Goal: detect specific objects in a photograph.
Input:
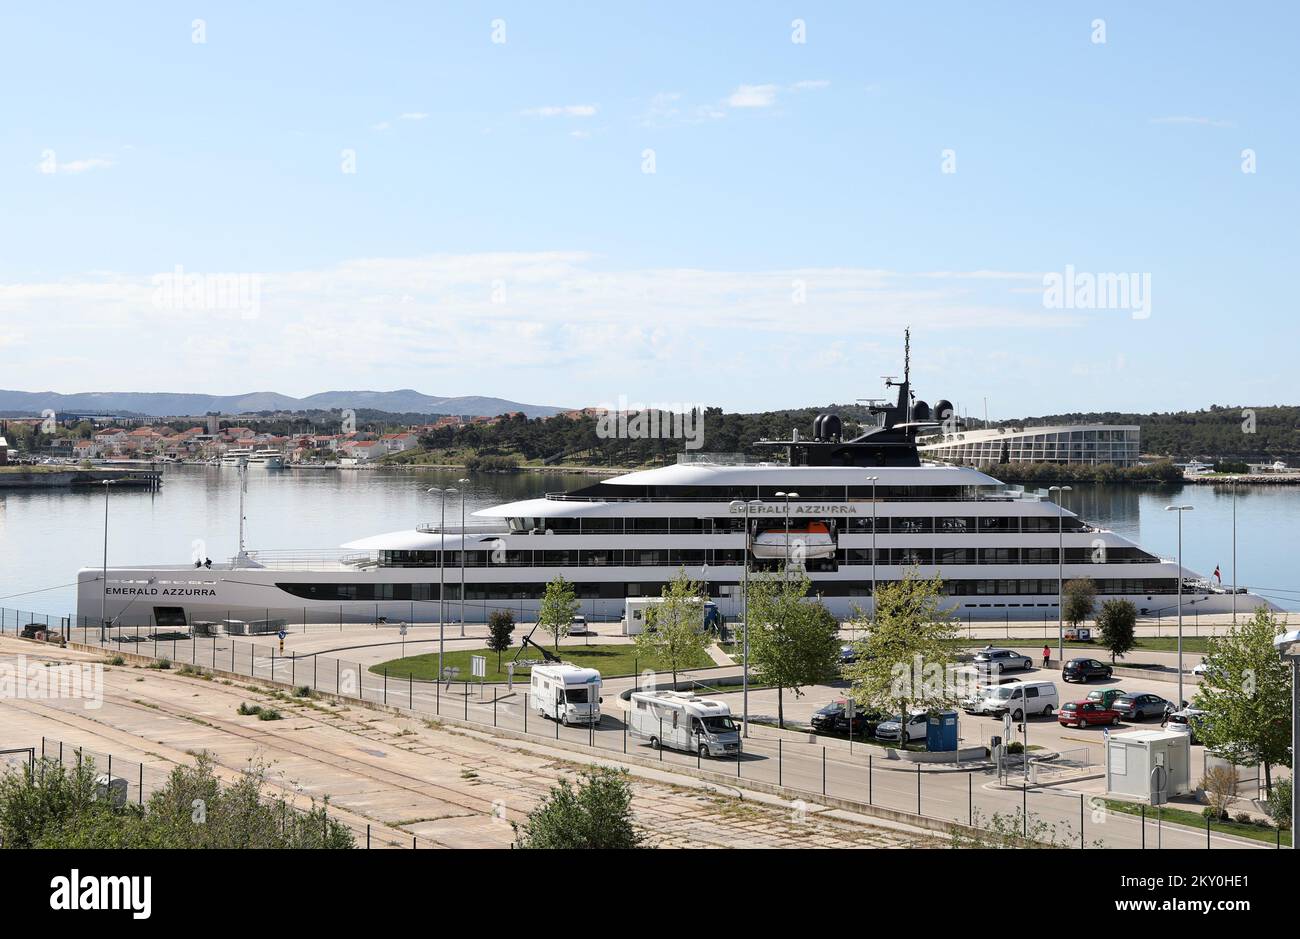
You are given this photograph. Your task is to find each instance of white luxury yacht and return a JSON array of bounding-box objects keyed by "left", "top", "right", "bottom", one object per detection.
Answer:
[{"left": 77, "top": 340, "right": 1274, "bottom": 628}]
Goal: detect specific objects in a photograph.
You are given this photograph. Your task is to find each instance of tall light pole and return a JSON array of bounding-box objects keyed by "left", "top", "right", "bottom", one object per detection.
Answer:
[
  {"left": 1230, "top": 477, "right": 1238, "bottom": 626},
  {"left": 428, "top": 486, "right": 457, "bottom": 683},
  {"left": 1273, "top": 627, "right": 1299, "bottom": 849},
  {"left": 458, "top": 478, "right": 469, "bottom": 637},
  {"left": 100, "top": 479, "right": 115, "bottom": 643},
  {"left": 865, "top": 476, "right": 879, "bottom": 619},
  {"left": 1166, "top": 504, "right": 1194, "bottom": 705},
  {"left": 729, "top": 497, "right": 764, "bottom": 737},
  {"left": 1049, "top": 485, "right": 1072, "bottom": 662},
  {"left": 776, "top": 491, "right": 798, "bottom": 579}
]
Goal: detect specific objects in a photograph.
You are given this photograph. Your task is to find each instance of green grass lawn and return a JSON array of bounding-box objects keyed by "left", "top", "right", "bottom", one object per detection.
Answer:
[
  {"left": 370, "top": 643, "right": 717, "bottom": 683},
  {"left": 1101, "top": 799, "right": 1291, "bottom": 846}
]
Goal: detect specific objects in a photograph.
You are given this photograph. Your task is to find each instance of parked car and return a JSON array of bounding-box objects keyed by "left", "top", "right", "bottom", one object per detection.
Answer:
[
  {"left": 1192, "top": 661, "right": 1222, "bottom": 679},
  {"left": 874, "top": 711, "right": 929, "bottom": 743},
  {"left": 1164, "top": 706, "right": 1209, "bottom": 744},
  {"left": 811, "top": 699, "right": 884, "bottom": 736},
  {"left": 972, "top": 648, "right": 1033, "bottom": 673},
  {"left": 839, "top": 644, "right": 858, "bottom": 665},
  {"left": 569, "top": 615, "right": 592, "bottom": 635},
  {"left": 1086, "top": 688, "right": 1128, "bottom": 709},
  {"left": 1112, "top": 692, "right": 1171, "bottom": 720},
  {"left": 1058, "top": 700, "right": 1121, "bottom": 728},
  {"left": 961, "top": 680, "right": 1059, "bottom": 720},
  {"left": 1062, "top": 658, "right": 1113, "bottom": 682}
]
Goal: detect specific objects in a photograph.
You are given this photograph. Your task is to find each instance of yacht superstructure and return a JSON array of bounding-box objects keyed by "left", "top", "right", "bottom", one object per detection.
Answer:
[{"left": 77, "top": 339, "right": 1273, "bottom": 628}]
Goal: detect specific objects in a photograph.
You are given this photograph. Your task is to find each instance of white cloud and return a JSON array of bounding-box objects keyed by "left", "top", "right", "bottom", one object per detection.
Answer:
[
  {"left": 40, "top": 157, "right": 113, "bottom": 174},
  {"left": 727, "top": 84, "right": 778, "bottom": 108},
  {"left": 0, "top": 257, "right": 1088, "bottom": 401},
  {"left": 371, "top": 121, "right": 391, "bottom": 131},
  {"left": 522, "top": 104, "right": 598, "bottom": 118},
  {"left": 791, "top": 79, "right": 831, "bottom": 91},
  {"left": 1150, "top": 116, "right": 1233, "bottom": 128}
]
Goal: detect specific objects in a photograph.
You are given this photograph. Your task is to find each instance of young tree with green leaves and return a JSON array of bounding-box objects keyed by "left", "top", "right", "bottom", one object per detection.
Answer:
[
  {"left": 633, "top": 568, "right": 710, "bottom": 685},
  {"left": 745, "top": 569, "right": 842, "bottom": 728},
  {"left": 843, "top": 570, "right": 959, "bottom": 741},
  {"left": 537, "top": 575, "right": 579, "bottom": 651},
  {"left": 513, "top": 766, "right": 644, "bottom": 849},
  {"left": 1096, "top": 599, "right": 1137, "bottom": 663},
  {"left": 1062, "top": 578, "right": 1097, "bottom": 629},
  {"left": 486, "top": 608, "right": 516, "bottom": 670},
  {"left": 1195, "top": 607, "right": 1293, "bottom": 795}
]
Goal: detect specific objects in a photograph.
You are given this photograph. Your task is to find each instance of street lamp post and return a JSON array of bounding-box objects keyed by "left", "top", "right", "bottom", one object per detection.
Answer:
[
  {"left": 1166, "top": 505, "right": 1194, "bottom": 705},
  {"left": 428, "top": 486, "right": 458, "bottom": 684},
  {"left": 458, "top": 478, "right": 469, "bottom": 636},
  {"left": 100, "top": 479, "right": 115, "bottom": 643},
  {"left": 1230, "top": 477, "right": 1238, "bottom": 626},
  {"left": 775, "top": 491, "right": 799, "bottom": 578},
  {"left": 1049, "top": 485, "right": 1072, "bottom": 662},
  {"left": 729, "top": 497, "right": 764, "bottom": 737},
  {"left": 865, "top": 476, "right": 879, "bottom": 619}
]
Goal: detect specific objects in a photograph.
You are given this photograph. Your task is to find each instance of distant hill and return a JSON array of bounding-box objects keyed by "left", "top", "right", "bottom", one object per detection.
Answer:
[{"left": 0, "top": 389, "right": 567, "bottom": 419}]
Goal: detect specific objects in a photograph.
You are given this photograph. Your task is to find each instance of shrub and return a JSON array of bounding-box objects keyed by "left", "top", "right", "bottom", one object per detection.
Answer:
[
  {"left": 147, "top": 658, "right": 171, "bottom": 671},
  {"left": 292, "top": 685, "right": 313, "bottom": 698},
  {"left": 1199, "top": 765, "right": 1237, "bottom": 819},
  {"left": 1266, "top": 779, "right": 1292, "bottom": 829},
  {"left": 237, "top": 702, "right": 262, "bottom": 716},
  {"left": 257, "top": 708, "right": 283, "bottom": 721},
  {"left": 513, "top": 767, "right": 644, "bottom": 849}
]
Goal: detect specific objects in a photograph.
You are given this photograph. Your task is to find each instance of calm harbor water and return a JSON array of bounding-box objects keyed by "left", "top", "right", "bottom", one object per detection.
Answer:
[{"left": 1, "top": 466, "right": 1297, "bottom": 618}]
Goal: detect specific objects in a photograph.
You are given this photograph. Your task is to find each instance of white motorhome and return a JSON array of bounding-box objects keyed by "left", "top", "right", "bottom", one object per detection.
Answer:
[
  {"left": 628, "top": 690, "right": 741, "bottom": 758},
  {"left": 530, "top": 664, "right": 602, "bottom": 726}
]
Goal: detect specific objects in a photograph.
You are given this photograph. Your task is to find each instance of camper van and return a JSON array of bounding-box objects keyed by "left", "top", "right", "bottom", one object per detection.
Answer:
[
  {"left": 628, "top": 690, "right": 742, "bottom": 758},
  {"left": 961, "top": 680, "right": 1059, "bottom": 720},
  {"left": 530, "top": 664, "right": 602, "bottom": 726}
]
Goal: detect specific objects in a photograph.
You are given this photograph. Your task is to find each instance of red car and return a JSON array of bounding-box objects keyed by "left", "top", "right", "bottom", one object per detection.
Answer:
[{"left": 1058, "top": 700, "right": 1120, "bottom": 728}]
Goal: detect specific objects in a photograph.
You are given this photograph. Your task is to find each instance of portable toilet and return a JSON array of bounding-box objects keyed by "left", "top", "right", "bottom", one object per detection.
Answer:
[
  {"left": 1105, "top": 729, "right": 1192, "bottom": 803},
  {"left": 926, "top": 709, "right": 959, "bottom": 752}
]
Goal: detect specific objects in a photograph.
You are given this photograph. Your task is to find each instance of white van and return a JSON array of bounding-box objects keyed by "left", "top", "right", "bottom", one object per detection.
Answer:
[
  {"left": 628, "top": 690, "right": 742, "bottom": 758},
  {"left": 961, "top": 680, "right": 1058, "bottom": 720},
  {"left": 530, "top": 664, "right": 602, "bottom": 726}
]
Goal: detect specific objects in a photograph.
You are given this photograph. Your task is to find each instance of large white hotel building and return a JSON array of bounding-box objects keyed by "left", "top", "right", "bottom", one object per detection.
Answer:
[{"left": 917, "top": 424, "right": 1141, "bottom": 467}]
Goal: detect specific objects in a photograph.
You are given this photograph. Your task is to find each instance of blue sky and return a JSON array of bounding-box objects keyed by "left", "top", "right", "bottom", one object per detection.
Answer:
[{"left": 0, "top": 1, "right": 1295, "bottom": 417}]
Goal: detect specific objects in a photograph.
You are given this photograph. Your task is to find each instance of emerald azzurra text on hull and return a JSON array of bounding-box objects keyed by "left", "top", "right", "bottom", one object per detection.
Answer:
[{"left": 77, "top": 341, "right": 1274, "bottom": 630}]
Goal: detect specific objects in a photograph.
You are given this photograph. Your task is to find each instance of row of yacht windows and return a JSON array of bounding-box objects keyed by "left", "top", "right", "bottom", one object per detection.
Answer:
[
  {"left": 505, "top": 515, "right": 1092, "bottom": 535},
  {"left": 568, "top": 484, "right": 976, "bottom": 501},
  {"left": 275, "top": 576, "right": 1182, "bottom": 603},
  {"left": 377, "top": 545, "right": 1157, "bottom": 569}
]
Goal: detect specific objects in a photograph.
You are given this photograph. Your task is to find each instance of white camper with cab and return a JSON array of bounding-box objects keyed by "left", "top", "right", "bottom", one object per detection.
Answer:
[
  {"left": 628, "top": 690, "right": 742, "bottom": 758},
  {"left": 530, "top": 664, "right": 602, "bottom": 726}
]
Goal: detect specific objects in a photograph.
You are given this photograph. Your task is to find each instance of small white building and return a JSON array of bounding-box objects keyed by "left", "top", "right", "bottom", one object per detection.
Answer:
[{"left": 1105, "top": 729, "right": 1192, "bottom": 803}]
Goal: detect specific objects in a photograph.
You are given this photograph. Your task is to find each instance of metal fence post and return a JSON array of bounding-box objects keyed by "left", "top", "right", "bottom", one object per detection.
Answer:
[
  {"left": 493, "top": 690, "right": 497, "bottom": 728},
  {"left": 410, "top": 672, "right": 414, "bottom": 710},
  {"left": 821, "top": 746, "right": 826, "bottom": 796},
  {"left": 139, "top": 763, "right": 143, "bottom": 805},
  {"left": 465, "top": 683, "right": 469, "bottom": 720},
  {"left": 1080, "top": 793, "right": 1085, "bottom": 848},
  {"left": 869, "top": 754, "right": 873, "bottom": 804},
  {"left": 383, "top": 668, "right": 388, "bottom": 705},
  {"left": 916, "top": 763, "right": 921, "bottom": 815},
  {"left": 778, "top": 739, "right": 783, "bottom": 787},
  {"left": 524, "top": 693, "right": 528, "bottom": 733},
  {"left": 1141, "top": 804, "right": 1145, "bottom": 849},
  {"left": 969, "top": 773, "right": 973, "bottom": 824}
]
